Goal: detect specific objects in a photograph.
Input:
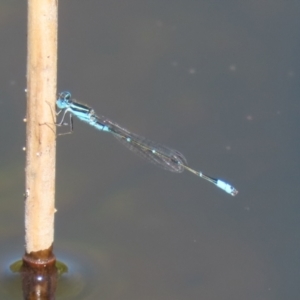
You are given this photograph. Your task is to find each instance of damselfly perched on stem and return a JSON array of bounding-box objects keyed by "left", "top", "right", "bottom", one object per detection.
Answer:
[{"left": 56, "top": 91, "right": 238, "bottom": 196}]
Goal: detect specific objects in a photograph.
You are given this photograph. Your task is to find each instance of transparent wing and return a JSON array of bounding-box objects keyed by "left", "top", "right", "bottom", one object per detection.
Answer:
[{"left": 97, "top": 117, "right": 187, "bottom": 173}]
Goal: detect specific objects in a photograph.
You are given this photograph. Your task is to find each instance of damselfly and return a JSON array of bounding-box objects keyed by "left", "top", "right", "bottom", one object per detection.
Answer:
[{"left": 56, "top": 91, "right": 238, "bottom": 196}]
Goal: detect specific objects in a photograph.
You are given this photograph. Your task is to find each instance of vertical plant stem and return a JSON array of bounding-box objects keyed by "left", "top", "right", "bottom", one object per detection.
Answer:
[{"left": 25, "top": 0, "right": 58, "bottom": 254}]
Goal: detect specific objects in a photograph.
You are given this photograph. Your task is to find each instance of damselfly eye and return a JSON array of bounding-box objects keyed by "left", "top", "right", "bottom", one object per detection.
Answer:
[
  {"left": 59, "top": 91, "right": 71, "bottom": 102},
  {"left": 65, "top": 93, "right": 71, "bottom": 100}
]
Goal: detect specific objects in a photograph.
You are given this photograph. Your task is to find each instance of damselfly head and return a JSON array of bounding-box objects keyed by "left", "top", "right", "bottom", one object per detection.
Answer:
[{"left": 57, "top": 91, "right": 73, "bottom": 109}]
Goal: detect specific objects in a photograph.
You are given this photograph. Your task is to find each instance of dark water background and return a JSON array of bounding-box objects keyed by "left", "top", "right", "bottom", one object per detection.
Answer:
[{"left": 0, "top": 1, "right": 299, "bottom": 299}]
